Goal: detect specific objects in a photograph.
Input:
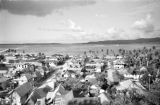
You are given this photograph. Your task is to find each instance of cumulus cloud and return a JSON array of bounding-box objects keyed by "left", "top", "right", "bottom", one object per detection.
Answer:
[
  {"left": 0, "top": 0, "right": 96, "bottom": 16},
  {"left": 106, "top": 27, "right": 127, "bottom": 40},
  {"left": 67, "top": 19, "right": 83, "bottom": 32},
  {"left": 133, "top": 14, "right": 154, "bottom": 33}
]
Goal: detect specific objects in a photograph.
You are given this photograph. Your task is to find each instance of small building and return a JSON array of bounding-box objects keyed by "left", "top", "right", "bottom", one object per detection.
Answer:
[
  {"left": 85, "top": 74, "right": 97, "bottom": 84},
  {"left": 14, "top": 63, "right": 28, "bottom": 71},
  {"left": 48, "top": 62, "right": 57, "bottom": 67},
  {"left": 12, "top": 82, "right": 33, "bottom": 105},
  {"left": 14, "top": 73, "right": 33, "bottom": 86},
  {"left": 116, "top": 79, "right": 145, "bottom": 95},
  {"left": 0, "top": 76, "right": 10, "bottom": 90},
  {"left": 5, "top": 56, "right": 19, "bottom": 64},
  {"left": 90, "top": 85, "right": 100, "bottom": 96},
  {"left": 107, "top": 69, "right": 122, "bottom": 84},
  {"left": 46, "top": 84, "right": 74, "bottom": 105},
  {"left": 113, "top": 59, "right": 125, "bottom": 69},
  {"left": 85, "top": 63, "right": 102, "bottom": 73},
  {"left": 27, "top": 86, "right": 52, "bottom": 105}
]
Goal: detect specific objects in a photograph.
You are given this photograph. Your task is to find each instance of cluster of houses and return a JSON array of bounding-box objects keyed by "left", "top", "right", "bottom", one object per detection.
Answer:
[{"left": 0, "top": 48, "right": 148, "bottom": 105}]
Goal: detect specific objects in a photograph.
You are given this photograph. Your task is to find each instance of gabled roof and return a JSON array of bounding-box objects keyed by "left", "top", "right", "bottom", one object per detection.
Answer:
[
  {"left": 116, "top": 79, "right": 145, "bottom": 94},
  {"left": 14, "top": 82, "right": 33, "bottom": 97},
  {"left": 30, "top": 86, "right": 52, "bottom": 103},
  {"left": 58, "top": 85, "right": 68, "bottom": 95}
]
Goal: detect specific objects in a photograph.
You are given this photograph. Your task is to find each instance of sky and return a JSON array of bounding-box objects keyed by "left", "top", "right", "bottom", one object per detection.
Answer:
[{"left": 0, "top": 0, "right": 160, "bottom": 43}]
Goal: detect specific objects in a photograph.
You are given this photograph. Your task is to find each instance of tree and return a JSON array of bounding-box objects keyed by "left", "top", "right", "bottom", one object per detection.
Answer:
[
  {"left": 65, "top": 54, "right": 70, "bottom": 60},
  {"left": 0, "top": 55, "right": 5, "bottom": 62},
  {"left": 152, "top": 46, "right": 156, "bottom": 50}
]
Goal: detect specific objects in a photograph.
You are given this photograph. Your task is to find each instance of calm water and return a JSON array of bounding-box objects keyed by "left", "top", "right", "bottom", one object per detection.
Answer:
[{"left": 0, "top": 44, "right": 160, "bottom": 56}]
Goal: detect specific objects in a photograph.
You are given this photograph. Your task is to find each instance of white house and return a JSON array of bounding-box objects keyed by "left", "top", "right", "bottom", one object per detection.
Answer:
[
  {"left": 85, "top": 63, "right": 103, "bottom": 73},
  {"left": 14, "top": 73, "right": 33, "bottom": 86},
  {"left": 124, "top": 74, "right": 143, "bottom": 80},
  {"left": 48, "top": 62, "right": 57, "bottom": 67},
  {"left": 116, "top": 79, "right": 145, "bottom": 95},
  {"left": 113, "top": 59, "right": 125, "bottom": 69},
  {"left": 14, "top": 63, "right": 28, "bottom": 71},
  {"left": 12, "top": 82, "right": 33, "bottom": 105},
  {"left": 5, "top": 56, "right": 17, "bottom": 63}
]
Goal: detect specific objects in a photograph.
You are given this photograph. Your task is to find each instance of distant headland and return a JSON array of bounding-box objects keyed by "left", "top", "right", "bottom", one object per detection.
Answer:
[{"left": 0, "top": 37, "right": 160, "bottom": 45}]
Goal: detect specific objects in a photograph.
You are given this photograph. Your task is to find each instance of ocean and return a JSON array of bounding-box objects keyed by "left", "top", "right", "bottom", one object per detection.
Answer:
[{"left": 0, "top": 44, "right": 160, "bottom": 56}]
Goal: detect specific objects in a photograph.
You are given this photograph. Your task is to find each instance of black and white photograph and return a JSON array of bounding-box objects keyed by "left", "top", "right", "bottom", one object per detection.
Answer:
[{"left": 0, "top": 0, "right": 160, "bottom": 105}]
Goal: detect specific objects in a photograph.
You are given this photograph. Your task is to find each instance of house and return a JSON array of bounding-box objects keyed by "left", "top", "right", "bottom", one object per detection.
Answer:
[
  {"left": 39, "top": 77, "right": 56, "bottom": 89},
  {"left": 35, "top": 67, "right": 45, "bottom": 76},
  {"left": 46, "top": 55, "right": 63, "bottom": 65},
  {"left": 85, "top": 62, "right": 102, "bottom": 73},
  {"left": 48, "top": 62, "right": 57, "bottom": 67},
  {"left": 116, "top": 79, "right": 146, "bottom": 95},
  {"left": 90, "top": 85, "right": 100, "bottom": 96},
  {"left": 85, "top": 74, "right": 97, "bottom": 84},
  {"left": 14, "top": 63, "right": 28, "bottom": 71},
  {"left": 14, "top": 73, "right": 33, "bottom": 86},
  {"left": 0, "top": 76, "right": 10, "bottom": 90},
  {"left": 46, "top": 84, "right": 74, "bottom": 105},
  {"left": 27, "top": 86, "right": 52, "bottom": 105},
  {"left": 124, "top": 74, "right": 142, "bottom": 80},
  {"left": 12, "top": 82, "right": 33, "bottom": 105},
  {"left": 98, "top": 92, "right": 111, "bottom": 105},
  {"left": 107, "top": 69, "right": 122, "bottom": 84},
  {"left": 5, "top": 56, "right": 19, "bottom": 64},
  {"left": 113, "top": 59, "right": 125, "bottom": 69},
  {"left": 140, "top": 66, "right": 147, "bottom": 72},
  {"left": 54, "top": 90, "right": 74, "bottom": 105}
]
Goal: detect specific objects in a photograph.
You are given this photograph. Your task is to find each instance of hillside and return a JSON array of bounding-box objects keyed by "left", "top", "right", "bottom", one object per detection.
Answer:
[{"left": 86, "top": 37, "right": 160, "bottom": 44}]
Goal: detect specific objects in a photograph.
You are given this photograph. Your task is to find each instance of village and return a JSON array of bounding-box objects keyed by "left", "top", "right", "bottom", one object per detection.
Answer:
[{"left": 0, "top": 46, "right": 160, "bottom": 105}]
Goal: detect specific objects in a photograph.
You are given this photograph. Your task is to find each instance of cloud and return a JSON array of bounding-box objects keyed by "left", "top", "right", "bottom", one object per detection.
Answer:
[
  {"left": 67, "top": 19, "right": 83, "bottom": 32},
  {"left": 133, "top": 14, "right": 154, "bottom": 33},
  {"left": 0, "top": 0, "right": 96, "bottom": 16},
  {"left": 38, "top": 19, "right": 84, "bottom": 33},
  {"left": 106, "top": 27, "right": 127, "bottom": 40}
]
